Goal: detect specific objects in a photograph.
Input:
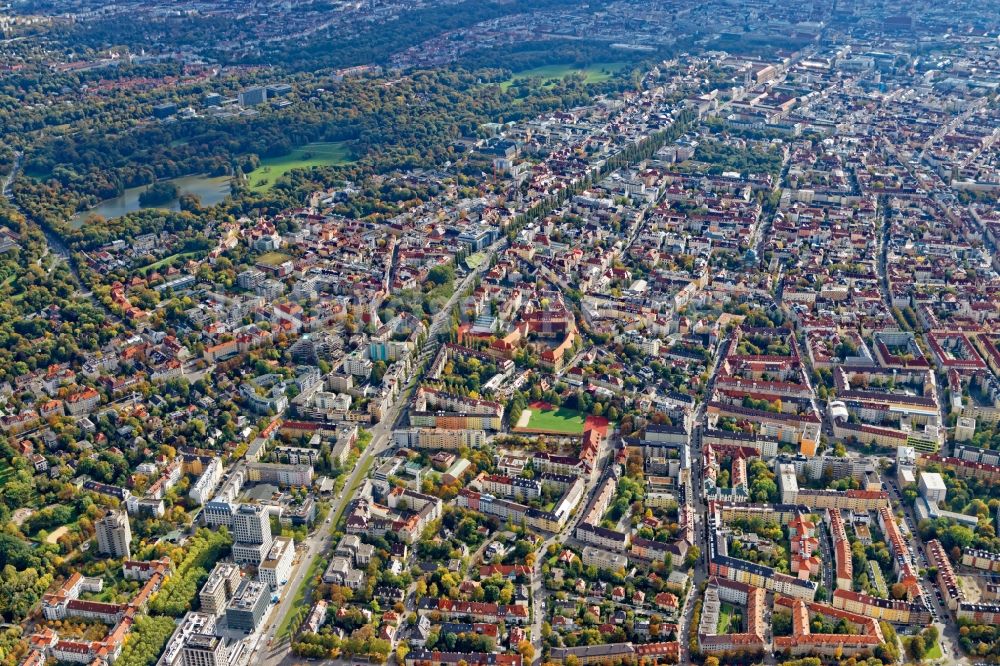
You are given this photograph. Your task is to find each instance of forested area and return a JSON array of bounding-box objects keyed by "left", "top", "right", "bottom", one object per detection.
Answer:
[
  {"left": 694, "top": 139, "right": 785, "bottom": 178},
  {"left": 0, "top": 203, "right": 121, "bottom": 382},
  {"left": 23, "top": 0, "right": 616, "bottom": 73},
  {"left": 13, "top": 67, "right": 613, "bottom": 240},
  {"left": 260, "top": 0, "right": 606, "bottom": 71},
  {"left": 0, "top": 450, "right": 124, "bottom": 641}
]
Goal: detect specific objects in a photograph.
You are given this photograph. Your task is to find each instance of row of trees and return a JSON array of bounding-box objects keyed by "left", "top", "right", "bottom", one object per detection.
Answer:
[
  {"left": 115, "top": 616, "right": 179, "bottom": 666},
  {"left": 149, "top": 528, "right": 232, "bottom": 616},
  {"left": 293, "top": 624, "right": 392, "bottom": 661}
]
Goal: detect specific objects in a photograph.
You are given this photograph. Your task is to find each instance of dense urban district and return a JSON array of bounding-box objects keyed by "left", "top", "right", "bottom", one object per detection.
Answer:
[{"left": 0, "top": 3, "right": 999, "bottom": 666}]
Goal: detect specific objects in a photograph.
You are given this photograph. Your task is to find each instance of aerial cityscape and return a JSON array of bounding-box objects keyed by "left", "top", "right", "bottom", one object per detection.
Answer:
[{"left": 0, "top": 2, "right": 999, "bottom": 666}]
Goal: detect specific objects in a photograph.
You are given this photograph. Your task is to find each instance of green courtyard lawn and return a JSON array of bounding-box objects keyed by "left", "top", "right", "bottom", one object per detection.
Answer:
[
  {"left": 717, "top": 602, "right": 734, "bottom": 634},
  {"left": 499, "top": 63, "right": 626, "bottom": 91},
  {"left": 717, "top": 602, "right": 744, "bottom": 634},
  {"left": 247, "top": 141, "right": 353, "bottom": 191}
]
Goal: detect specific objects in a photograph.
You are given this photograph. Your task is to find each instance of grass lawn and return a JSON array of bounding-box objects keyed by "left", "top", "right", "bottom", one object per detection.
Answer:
[
  {"left": 138, "top": 251, "right": 202, "bottom": 274},
  {"left": 924, "top": 640, "right": 943, "bottom": 660},
  {"left": 465, "top": 252, "right": 487, "bottom": 269},
  {"left": 0, "top": 459, "right": 14, "bottom": 487},
  {"left": 867, "top": 559, "right": 888, "bottom": 597},
  {"left": 331, "top": 454, "right": 375, "bottom": 529},
  {"left": 525, "top": 406, "right": 585, "bottom": 434},
  {"left": 500, "top": 62, "right": 626, "bottom": 91},
  {"left": 256, "top": 251, "right": 293, "bottom": 267},
  {"left": 247, "top": 141, "right": 353, "bottom": 191},
  {"left": 717, "top": 602, "right": 734, "bottom": 634}
]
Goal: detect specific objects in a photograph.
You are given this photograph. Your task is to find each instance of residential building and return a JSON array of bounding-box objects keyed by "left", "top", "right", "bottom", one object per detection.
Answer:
[
  {"left": 581, "top": 546, "right": 629, "bottom": 572},
  {"left": 96, "top": 510, "right": 132, "bottom": 559}
]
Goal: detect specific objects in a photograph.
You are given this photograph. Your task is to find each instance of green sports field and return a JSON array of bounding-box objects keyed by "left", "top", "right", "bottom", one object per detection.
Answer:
[
  {"left": 138, "top": 251, "right": 202, "bottom": 274},
  {"left": 465, "top": 252, "right": 487, "bottom": 269},
  {"left": 523, "top": 406, "right": 585, "bottom": 434}
]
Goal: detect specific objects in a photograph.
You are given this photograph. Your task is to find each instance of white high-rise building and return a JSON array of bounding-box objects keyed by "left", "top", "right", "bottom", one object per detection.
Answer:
[
  {"left": 259, "top": 536, "right": 295, "bottom": 589},
  {"left": 189, "top": 458, "right": 223, "bottom": 505},
  {"left": 919, "top": 471, "right": 947, "bottom": 504},
  {"left": 96, "top": 509, "right": 132, "bottom": 559},
  {"left": 232, "top": 504, "right": 273, "bottom": 566},
  {"left": 778, "top": 463, "right": 799, "bottom": 504},
  {"left": 233, "top": 504, "right": 271, "bottom": 544}
]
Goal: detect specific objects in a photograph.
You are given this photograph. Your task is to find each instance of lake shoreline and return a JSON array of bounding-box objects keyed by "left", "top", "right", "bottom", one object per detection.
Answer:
[{"left": 71, "top": 173, "right": 232, "bottom": 228}]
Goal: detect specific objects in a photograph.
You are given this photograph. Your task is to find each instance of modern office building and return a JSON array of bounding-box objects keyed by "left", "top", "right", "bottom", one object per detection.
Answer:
[
  {"left": 198, "top": 563, "right": 243, "bottom": 616},
  {"left": 919, "top": 471, "right": 947, "bottom": 504},
  {"left": 152, "top": 102, "right": 177, "bottom": 119},
  {"left": 158, "top": 612, "right": 216, "bottom": 666},
  {"left": 203, "top": 500, "right": 237, "bottom": 528},
  {"left": 225, "top": 580, "right": 270, "bottom": 633},
  {"left": 233, "top": 504, "right": 271, "bottom": 544},
  {"left": 232, "top": 504, "right": 273, "bottom": 566},
  {"left": 259, "top": 536, "right": 294, "bottom": 590},
  {"left": 181, "top": 633, "right": 229, "bottom": 666}
]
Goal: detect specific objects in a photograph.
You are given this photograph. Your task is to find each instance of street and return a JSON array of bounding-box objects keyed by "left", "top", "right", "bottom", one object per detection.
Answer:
[{"left": 258, "top": 240, "right": 504, "bottom": 666}]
